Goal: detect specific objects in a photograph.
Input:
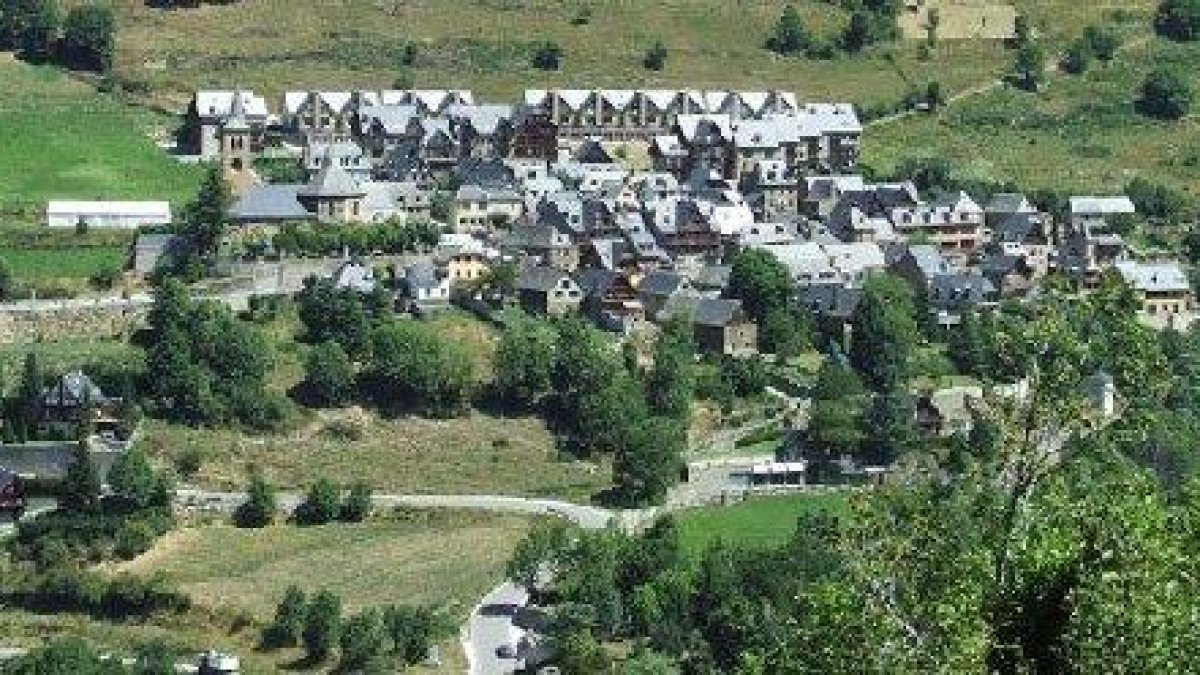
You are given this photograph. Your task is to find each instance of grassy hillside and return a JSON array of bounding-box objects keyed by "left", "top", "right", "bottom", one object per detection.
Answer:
[
  {"left": 676, "top": 491, "right": 851, "bottom": 555},
  {"left": 106, "top": 0, "right": 1010, "bottom": 107},
  {"left": 0, "top": 56, "right": 203, "bottom": 219},
  {"left": 863, "top": 33, "right": 1200, "bottom": 197}
]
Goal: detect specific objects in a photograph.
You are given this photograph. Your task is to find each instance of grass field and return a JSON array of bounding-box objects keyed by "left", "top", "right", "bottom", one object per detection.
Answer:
[
  {"left": 137, "top": 411, "right": 608, "bottom": 500},
  {"left": 111, "top": 510, "right": 529, "bottom": 619},
  {"left": 0, "top": 246, "right": 128, "bottom": 280},
  {"left": 0, "top": 56, "right": 203, "bottom": 219},
  {"left": 0, "top": 339, "right": 143, "bottom": 395},
  {"left": 676, "top": 491, "right": 852, "bottom": 555}
]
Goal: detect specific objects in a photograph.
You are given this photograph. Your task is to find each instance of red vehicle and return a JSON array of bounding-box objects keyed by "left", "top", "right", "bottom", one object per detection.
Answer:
[{"left": 0, "top": 469, "right": 26, "bottom": 518}]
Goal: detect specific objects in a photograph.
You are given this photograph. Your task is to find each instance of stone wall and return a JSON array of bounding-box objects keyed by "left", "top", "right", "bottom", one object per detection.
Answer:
[{"left": 0, "top": 303, "right": 149, "bottom": 345}]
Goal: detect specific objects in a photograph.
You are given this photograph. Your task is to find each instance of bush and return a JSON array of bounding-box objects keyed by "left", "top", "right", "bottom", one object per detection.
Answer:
[
  {"left": 1139, "top": 68, "right": 1194, "bottom": 120},
  {"left": 175, "top": 447, "right": 203, "bottom": 479},
  {"left": 531, "top": 41, "right": 563, "bottom": 70},
  {"left": 643, "top": 40, "right": 668, "bottom": 70},
  {"left": 340, "top": 481, "right": 373, "bottom": 522},
  {"left": 1061, "top": 40, "right": 1092, "bottom": 75},
  {"left": 295, "top": 478, "right": 340, "bottom": 526},
  {"left": 1083, "top": 25, "right": 1120, "bottom": 60},
  {"left": 1156, "top": 0, "right": 1200, "bottom": 41},
  {"left": 233, "top": 473, "right": 276, "bottom": 528}
]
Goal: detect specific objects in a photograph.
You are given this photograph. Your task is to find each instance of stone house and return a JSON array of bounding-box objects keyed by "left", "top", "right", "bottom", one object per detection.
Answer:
[
  {"left": 1114, "top": 260, "right": 1196, "bottom": 329},
  {"left": 517, "top": 266, "right": 584, "bottom": 316},
  {"left": 190, "top": 90, "right": 269, "bottom": 160}
]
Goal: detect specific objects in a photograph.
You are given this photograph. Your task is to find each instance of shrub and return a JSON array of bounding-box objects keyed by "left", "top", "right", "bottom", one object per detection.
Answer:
[
  {"left": 1061, "top": 40, "right": 1092, "bottom": 75},
  {"left": 295, "top": 478, "right": 340, "bottom": 526},
  {"left": 1083, "top": 25, "right": 1120, "bottom": 60},
  {"left": 643, "top": 40, "right": 668, "bottom": 70},
  {"left": 340, "top": 481, "right": 373, "bottom": 522},
  {"left": 531, "top": 42, "right": 563, "bottom": 70},
  {"left": 1139, "top": 68, "right": 1194, "bottom": 120},
  {"left": 233, "top": 473, "right": 276, "bottom": 528},
  {"left": 1156, "top": 0, "right": 1200, "bottom": 41}
]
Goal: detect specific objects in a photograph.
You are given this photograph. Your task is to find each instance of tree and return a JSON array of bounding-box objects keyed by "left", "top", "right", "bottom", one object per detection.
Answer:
[
  {"left": 61, "top": 3, "right": 114, "bottom": 73},
  {"left": 106, "top": 447, "right": 166, "bottom": 511},
  {"left": 4, "top": 637, "right": 114, "bottom": 674},
  {"left": 613, "top": 417, "right": 684, "bottom": 506},
  {"left": 340, "top": 609, "right": 388, "bottom": 672},
  {"left": 367, "top": 321, "right": 475, "bottom": 416},
  {"left": 302, "top": 590, "right": 342, "bottom": 663},
  {"left": 384, "top": 605, "right": 439, "bottom": 664},
  {"left": 646, "top": 319, "right": 695, "bottom": 421},
  {"left": 1013, "top": 41, "right": 1045, "bottom": 91},
  {"left": 340, "top": 481, "right": 372, "bottom": 522},
  {"left": 18, "top": 0, "right": 60, "bottom": 63},
  {"left": 184, "top": 164, "right": 233, "bottom": 261},
  {"left": 841, "top": 10, "right": 872, "bottom": 53},
  {"left": 302, "top": 341, "right": 355, "bottom": 407},
  {"left": 1061, "top": 39, "right": 1092, "bottom": 75},
  {"left": 296, "top": 478, "right": 340, "bottom": 526},
  {"left": 1156, "top": 0, "right": 1200, "bottom": 41},
  {"left": 234, "top": 472, "right": 276, "bottom": 528},
  {"left": 263, "top": 585, "right": 307, "bottom": 648},
  {"left": 849, "top": 274, "right": 921, "bottom": 392},
  {"left": 61, "top": 439, "right": 101, "bottom": 514},
  {"left": 766, "top": 4, "right": 810, "bottom": 55},
  {"left": 925, "top": 80, "right": 944, "bottom": 111},
  {"left": 1013, "top": 13, "right": 1032, "bottom": 44},
  {"left": 1083, "top": 24, "right": 1120, "bottom": 61},
  {"left": 863, "top": 385, "right": 916, "bottom": 464},
  {"left": 761, "top": 306, "right": 813, "bottom": 358},
  {"left": 507, "top": 519, "right": 570, "bottom": 590},
  {"left": 19, "top": 352, "right": 43, "bottom": 435},
  {"left": 1139, "top": 68, "right": 1193, "bottom": 120},
  {"left": 494, "top": 315, "right": 558, "bottom": 409},
  {"left": 532, "top": 41, "right": 563, "bottom": 70},
  {"left": 727, "top": 248, "right": 792, "bottom": 324},
  {"left": 0, "top": 258, "right": 14, "bottom": 302},
  {"left": 643, "top": 40, "right": 668, "bottom": 70}
]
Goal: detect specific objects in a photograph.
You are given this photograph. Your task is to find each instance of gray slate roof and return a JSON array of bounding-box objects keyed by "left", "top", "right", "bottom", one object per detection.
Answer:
[
  {"left": 518, "top": 266, "right": 572, "bottom": 292},
  {"left": 232, "top": 184, "right": 313, "bottom": 222},
  {"left": 299, "top": 152, "right": 365, "bottom": 198}
]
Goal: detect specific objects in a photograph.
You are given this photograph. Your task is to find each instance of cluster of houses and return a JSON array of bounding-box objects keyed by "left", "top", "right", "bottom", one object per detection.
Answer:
[{"left": 174, "top": 84, "right": 1198, "bottom": 353}]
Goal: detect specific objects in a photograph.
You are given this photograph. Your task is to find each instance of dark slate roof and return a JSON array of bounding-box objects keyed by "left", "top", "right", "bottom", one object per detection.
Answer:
[
  {"left": 990, "top": 212, "right": 1044, "bottom": 243},
  {"left": 518, "top": 266, "right": 571, "bottom": 292},
  {"left": 929, "top": 273, "right": 997, "bottom": 310},
  {"left": 454, "top": 157, "right": 517, "bottom": 190},
  {"left": 231, "top": 184, "right": 313, "bottom": 222},
  {"left": 693, "top": 298, "right": 744, "bottom": 327},
  {"left": 798, "top": 284, "right": 863, "bottom": 320},
  {"left": 574, "top": 139, "right": 613, "bottom": 164},
  {"left": 43, "top": 370, "right": 108, "bottom": 409},
  {"left": 575, "top": 268, "right": 620, "bottom": 298},
  {"left": 505, "top": 224, "right": 568, "bottom": 249},
  {"left": 639, "top": 271, "right": 684, "bottom": 298},
  {"left": 837, "top": 186, "right": 919, "bottom": 216}
]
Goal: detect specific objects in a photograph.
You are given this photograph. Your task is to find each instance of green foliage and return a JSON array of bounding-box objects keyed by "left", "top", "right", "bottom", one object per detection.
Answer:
[
  {"left": 61, "top": 440, "right": 100, "bottom": 515},
  {"left": 850, "top": 274, "right": 921, "bottom": 391},
  {"left": 720, "top": 354, "right": 768, "bottom": 398},
  {"left": 614, "top": 416, "right": 685, "bottom": 507},
  {"left": 841, "top": 10, "right": 873, "bottom": 53},
  {"left": 1061, "top": 39, "right": 1092, "bottom": 75},
  {"left": 1125, "top": 176, "right": 1191, "bottom": 221},
  {"left": 760, "top": 305, "right": 814, "bottom": 357},
  {"left": 766, "top": 4, "right": 810, "bottom": 55},
  {"left": 234, "top": 472, "right": 277, "bottom": 528},
  {"left": 182, "top": 164, "right": 232, "bottom": 263},
  {"left": 366, "top": 320, "right": 475, "bottom": 416},
  {"left": 262, "top": 585, "right": 307, "bottom": 648},
  {"left": 1013, "top": 42, "right": 1046, "bottom": 91},
  {"left": 295, "top": 478, "right": 341, "bottom": 526},
  {"left": 14, "top": 0, "right": 60, "bottom": 63},
  {"left": 302, "top": 590, "right": 342, "bottom": 663},
  {"left": 727, "top": 248, "right": 792, "bottom": 324},
  {"left": 62, "top": 3, "right": 114, "bottom": 73},
  {"left": 507, "top": 519, "right": 571, "bottom": 590},
  {"left": 646, "top": 319, "right": 695, "bottom": 421},
  {"left": 1139, "top": 67, "right": 1193, "bottom": 120},
  {"left": 295, "top": 276, "right": 378, "bottom": 358},
  {"left": 106, "top": 447, "right": 170, "bottom": 511},
  {"left": 494, "top": 313, "right": 558, "bottom": 409},
  {"left": 643, "top": 39, "right": 668, "bottom": 70},
  {"left": 1083, "top": 24, "right": 1120, "bottom": 61},
  {"left": 272, "top": 219, "right": 437, "bottom": 258},
  {"left": 302, "top": 341, "right": 355, "bottom": 407},
  {"left": 1, "top": 637, "right": 120, "bottom": 675},
  {"left": 340, "top": 481, "right": 373, "bottom": 522},
  {"left": 1156, "top": 0, "right": 1200, "bottom": 41},
  {"left": 531, "top": 41, "right": 563, "bottom": 70},
  {"left": 339, "top": 608, "right": 389, "bottom": 673}
]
